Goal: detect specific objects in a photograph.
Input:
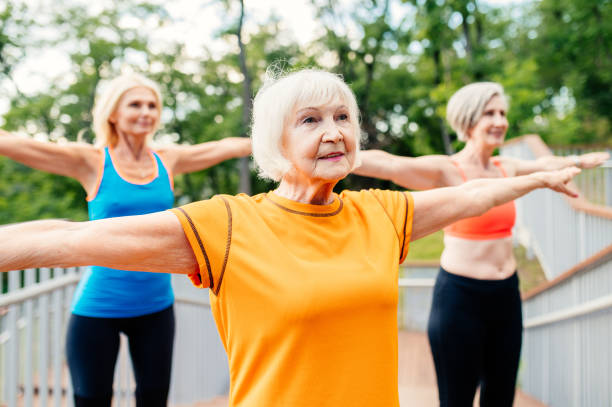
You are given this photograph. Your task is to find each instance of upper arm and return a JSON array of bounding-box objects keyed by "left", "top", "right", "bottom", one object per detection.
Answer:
[
  {"left": 73, "top": 211, "right": 198, "bottom": 274},
  {"left": 356, "top": 151, "right": 454, "bottom": 190},
  {"left": 0, "top": 134, "right": 100, "bottom": 185}
]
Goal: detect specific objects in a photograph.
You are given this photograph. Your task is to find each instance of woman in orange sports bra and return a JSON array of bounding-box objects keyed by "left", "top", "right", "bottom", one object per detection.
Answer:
[{"left": 354, "top": 82, "right": 609, "bottom": 407}]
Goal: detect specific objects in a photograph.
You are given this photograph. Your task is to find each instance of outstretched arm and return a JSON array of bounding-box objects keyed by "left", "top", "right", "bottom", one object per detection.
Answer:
[
  {"left": 0, "top": 211, "right": 197, "bottom": 274},
  {"left": 353, "top": 150, "right": 456, "bottom": 190},
  {"left": 410, "top": 167, "right": 581, "bottom": 240},
  {"left": 501, "top": 151, "right": 609, "bottom": 176},
  {"left": 159, "top": 137, "right": 252, "bottom": 175},
  {"left": 0, "top": 129, "right": 100, "bottom": 188}
]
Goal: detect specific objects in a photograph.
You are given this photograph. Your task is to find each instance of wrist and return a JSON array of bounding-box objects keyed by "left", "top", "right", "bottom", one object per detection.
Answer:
[
  {"left": 529, "top": 172, "right": 547, "bottom": 189},
  {"left": 568, "top": 155, "right": 582, "bottom": 168}
]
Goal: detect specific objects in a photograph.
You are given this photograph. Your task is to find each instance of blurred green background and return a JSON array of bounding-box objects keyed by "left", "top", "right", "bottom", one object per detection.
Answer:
[{"left": 1, "top": 0, "right": 610, "bottom": 227}]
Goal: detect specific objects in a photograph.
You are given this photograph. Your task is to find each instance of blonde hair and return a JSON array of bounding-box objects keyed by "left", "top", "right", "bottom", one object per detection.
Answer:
[
  {"left": 446, "top": 82, "right": 508, "bottom": 142},
  {"left": 91, "top": 73, "right": 163, "bottom": 147},
  {"left": 251, "top": 68, "right": 362, "bottom": 181}
]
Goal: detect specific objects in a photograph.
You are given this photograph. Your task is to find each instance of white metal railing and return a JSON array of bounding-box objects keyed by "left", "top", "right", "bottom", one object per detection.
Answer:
[
  {"left": 551, "top": 145, "right": 612, "bottom": 207},
  {"left": 0, "top": 269, "right": 228, "bottom": 407},
  {"left": 1, "top": 263, "right": 439, "bottom": 406},
  {"left": 501, "top": 135, "right": 612, "bottom": 279},
  {"left": 520, "top": 247, "right": 612, "bottom": 407},
  {"left": 397, "top": 264, "right": 437, "bottom": 331}
]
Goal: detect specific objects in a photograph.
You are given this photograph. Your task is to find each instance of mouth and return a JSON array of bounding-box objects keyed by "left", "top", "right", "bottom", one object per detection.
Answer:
[{"left": 319, "top": 152, "right": 345, "bottom": 161}]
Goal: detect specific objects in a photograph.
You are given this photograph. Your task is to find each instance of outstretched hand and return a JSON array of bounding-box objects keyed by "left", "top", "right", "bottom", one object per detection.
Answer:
[
  {"left": 535, "top": 166, "right": 581, "bottom": 198},
  {"left": 578, "top": 151, "right": 610, "bottom": 169}
]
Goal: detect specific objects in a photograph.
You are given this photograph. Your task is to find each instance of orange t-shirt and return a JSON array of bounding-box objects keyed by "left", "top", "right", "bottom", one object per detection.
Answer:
[{"left": 171, "top": 189, "right": 414, "bottom": 407}]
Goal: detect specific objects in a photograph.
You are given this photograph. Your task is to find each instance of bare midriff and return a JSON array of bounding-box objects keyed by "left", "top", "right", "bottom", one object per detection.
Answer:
[{"left": 440, "top": 234, "right": 516, "bottom": 280}]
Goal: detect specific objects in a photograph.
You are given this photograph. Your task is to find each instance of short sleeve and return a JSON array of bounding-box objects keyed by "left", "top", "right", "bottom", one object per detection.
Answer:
[
  {"left": 170, "top": 195, "right": 232, "bottom": 293},
  {"left": 368, "top": 189, "right": 414, "bottom": 263}
]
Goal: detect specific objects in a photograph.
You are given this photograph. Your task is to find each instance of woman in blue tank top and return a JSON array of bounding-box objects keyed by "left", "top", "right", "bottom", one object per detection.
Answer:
[{"left": 0, "top": 73, "right": 251, "bottom": 406}]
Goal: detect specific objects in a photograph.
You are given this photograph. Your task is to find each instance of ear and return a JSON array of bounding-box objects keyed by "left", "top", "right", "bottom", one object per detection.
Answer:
[{"left": 108, "top": 113, "right": 117, "bottom": 124}]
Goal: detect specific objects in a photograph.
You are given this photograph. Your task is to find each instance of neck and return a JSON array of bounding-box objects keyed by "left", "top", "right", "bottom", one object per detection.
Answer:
[
  {"left": 275, "top": 178, "right": 337, "bottom": 205},
  {"left": 456, "top": 141, "right": 496, "bottom": 168},
  {"left": 115, "top": 132, "right": 147, "bottom": 161}
]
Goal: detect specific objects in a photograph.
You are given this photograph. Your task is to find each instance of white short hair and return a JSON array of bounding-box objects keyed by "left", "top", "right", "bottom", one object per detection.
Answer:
[
  {"left": 251, "top": 68, "right": 362, "bottom": 181},
  {"left": 446, "top": 82, "right": 508, "bottom": 142},
  {"left": 92, "top": 73, "right": 163, "bottom": 147}
]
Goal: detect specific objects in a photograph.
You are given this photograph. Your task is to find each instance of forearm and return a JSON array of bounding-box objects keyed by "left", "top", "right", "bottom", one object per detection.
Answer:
[
  {"left": 462, "top": 173, "right": 545, "bottom": 216},
  {"left": 217, "top": 137, "right": 251, "bottom": 160},
  {"left": 411, "top": 168, "right": 578, "bottom": 240},
  {"left": 536, "top": 155, "right": 577, "bottom": 171},
  {"left": 0, "top": 220, "right": 82, "bottom": 272},
  {"left": 353, "top": 150, "right": 396, "bottom": 180}
]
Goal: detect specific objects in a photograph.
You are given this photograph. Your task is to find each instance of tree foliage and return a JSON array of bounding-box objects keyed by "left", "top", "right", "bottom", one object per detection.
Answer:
[{"left": 0, "top": 0, "right": 610, "bottom": 222}]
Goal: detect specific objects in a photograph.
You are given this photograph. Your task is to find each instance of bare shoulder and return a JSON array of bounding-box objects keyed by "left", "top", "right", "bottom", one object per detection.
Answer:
[
  {"left": 154, "top": 143, "right": 181, "bottom": 165},
  {"left": 494, "top": 156, "right": 519, "bottom": 176},
  {"left": 70, "top": 142, "right": 103, "bottom": 170}
]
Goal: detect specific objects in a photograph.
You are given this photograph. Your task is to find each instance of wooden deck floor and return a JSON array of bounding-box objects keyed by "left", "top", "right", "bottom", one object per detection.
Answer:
[{"left": 188, "top": 331, "right": 547, "bottom": 407}]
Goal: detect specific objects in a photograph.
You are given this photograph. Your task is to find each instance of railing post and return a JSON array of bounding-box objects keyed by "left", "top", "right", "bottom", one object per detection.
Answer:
[
  {"left": 605, "top": 164, "right": 612, "bottom": 206},
  {"left": 578, "top": 211, "right": 587, "bottom": 263},
  {"left": 5, "top": 270, "right": 20, "bottom": 407},
  {"left": 52, "top": 268, "right": 63, "bottom": 406},
  {"left": 24, "top": 268, "right": 36, "bottom": 406},
  {"left": 39, "top": 268, "right": 50, "bottom": 407}
]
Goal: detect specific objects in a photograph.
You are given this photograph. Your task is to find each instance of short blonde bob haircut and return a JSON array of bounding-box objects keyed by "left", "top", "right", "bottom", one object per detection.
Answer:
[
  {"left": 92, "top": 73, "right": 163, "bottom": 147},
  {"left": 446, "top": 82, "right": 508, "bottom": 142},
  {"left": 251, "top": 68, "right": 362, "bottom": 181}
]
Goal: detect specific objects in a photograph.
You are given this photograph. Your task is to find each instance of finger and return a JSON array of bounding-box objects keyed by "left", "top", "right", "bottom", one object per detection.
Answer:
[{"left": 560, "top": 184, "right": 580, "bottom": 198}]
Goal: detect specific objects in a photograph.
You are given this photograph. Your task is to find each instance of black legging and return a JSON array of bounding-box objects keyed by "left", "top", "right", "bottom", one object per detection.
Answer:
[
  {"left": 427, "top": 268, "right": 522, "bottom": 407},
  {"left": 66, "top": 305, "right": 175, "bottom": 407}
]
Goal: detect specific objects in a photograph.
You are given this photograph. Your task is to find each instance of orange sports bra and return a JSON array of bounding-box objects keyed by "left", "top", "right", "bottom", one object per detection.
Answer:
[{"left": 444, "top": 159, "right": 516, "bottom": 240}]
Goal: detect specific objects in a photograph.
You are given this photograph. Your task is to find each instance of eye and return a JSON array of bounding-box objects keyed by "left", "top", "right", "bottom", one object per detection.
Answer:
[
  {"left": 302, "top": 116, "right": 317, "bottom": 124},
  {"left": 129, "top": 102, "right": 141, "bottom": 108},
  {"left": 337, "top": 113, "right": 349, "bottom": 121},
  {"left": 148, "top": 102, "right": 157, "bottom": 109}
]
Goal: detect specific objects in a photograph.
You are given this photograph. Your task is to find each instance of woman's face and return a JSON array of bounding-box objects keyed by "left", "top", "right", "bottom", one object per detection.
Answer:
[
  {"left": 281, "top": 98, "right": 357, "bottom": 184},
  {"left": 467, "top": 95, "right": 508, "bottom": 147},
  {"left": 109, "top": 87, "right": 160, "bottom": 138}
]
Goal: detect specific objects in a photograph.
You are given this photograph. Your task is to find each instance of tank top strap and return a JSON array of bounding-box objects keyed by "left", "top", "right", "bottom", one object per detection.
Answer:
[
  {"left": 492, "top": 159, "right": 508, "bottom": 177},
  {"left": 150, "top": 149, "right": 174, "bottom": 191},
  {"left": 450, "top": 160, "right": 468, "bottom": 182}
]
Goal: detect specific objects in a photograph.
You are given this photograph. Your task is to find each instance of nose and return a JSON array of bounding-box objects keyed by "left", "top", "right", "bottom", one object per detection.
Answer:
[
  {"left": 493, "top": 113, "right": 507, "bottom": 127},
  {"left": 140, "top": 105, "right": 155, "bottom": 117},
  {"left": 321, "top": 120, "right": 344, "bottom": 143}
]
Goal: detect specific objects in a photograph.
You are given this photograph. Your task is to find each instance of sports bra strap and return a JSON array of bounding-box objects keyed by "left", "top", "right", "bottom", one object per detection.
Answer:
[
  {"left": 451, "top": 159, "right": 508, "bottom": 181},
  {"left": 492, "top": 159, "right": 508, "bottom": 177},
  {"left": 450, "top": 160, "right": 468, "bottom": 182}
]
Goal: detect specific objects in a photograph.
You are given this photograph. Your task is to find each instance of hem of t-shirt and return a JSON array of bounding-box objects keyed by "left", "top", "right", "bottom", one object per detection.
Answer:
[{"left": 70, "top": 298, "right": 174, "bottom": 318}]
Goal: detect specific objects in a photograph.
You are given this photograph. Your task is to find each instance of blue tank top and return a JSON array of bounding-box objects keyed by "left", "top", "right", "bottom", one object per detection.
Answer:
[{"left": 71, "top": 147, "right": 175, "bottom": 317}]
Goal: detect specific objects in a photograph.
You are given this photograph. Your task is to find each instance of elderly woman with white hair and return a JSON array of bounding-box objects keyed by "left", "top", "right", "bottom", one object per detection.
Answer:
[
  {"left": 0, "top": 73, "right": 250, "bottom": 406},
  {"left": 354, "top": 82, "right": 609, "bottom": 406},
  {"left": 0, "top": 71, "right": 583, "bottom": 407}
]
